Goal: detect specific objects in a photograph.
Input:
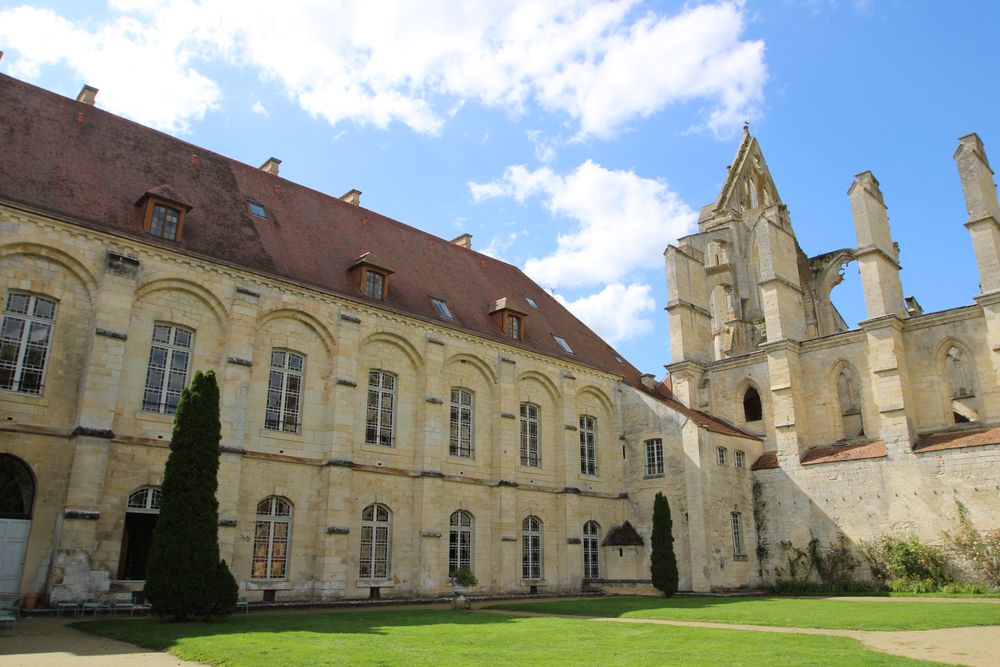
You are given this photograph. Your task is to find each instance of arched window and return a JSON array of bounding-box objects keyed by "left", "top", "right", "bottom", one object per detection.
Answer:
[
  {"left": 118, "top": 486, "right": 161, "bottom": 580},
  {"left": 743, "top": 386, "right": 762, "bottom": 422},
  {"left": 837, "top": 368, "right": 865, "bottom": 438},
  {"left": 583, "top": 521, "right": 600, "bottom": 580},
  {"left": 360, "top": 503, "right": 391, "bottom": 579},
  {"left": 253, "top": 497, "right": 292, "bottom": 579},
  {"left": 0, "top": 455, "right": 35, "bottom": 520},
  {"left": 522, "top": 516, "right": 542, "bottom": 580},
  {"left": 945, "top": 346, "right": 978, "bottom": 423},
  {"left": 449, "top": 510, "right": 474, "bottom": 575}
]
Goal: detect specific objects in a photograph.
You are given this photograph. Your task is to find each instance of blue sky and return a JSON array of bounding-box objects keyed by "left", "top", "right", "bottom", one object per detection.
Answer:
[{"left": 1, "top": 1, "right": 997, "bottom": 377}]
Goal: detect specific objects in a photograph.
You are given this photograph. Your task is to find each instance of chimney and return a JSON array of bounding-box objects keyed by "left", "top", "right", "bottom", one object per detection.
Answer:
[
  {"left": 639, "top": 373, "right": 657, "bottom": 390},
  {"left": 340, "top": 189, "right": 362, "bottom": 206},
  {"left": 76, "top": 85, "right": 98, "bottom": 106},
  {"left": 259, "top": 157, "right": 281, "bottom": 175},
  {"left": 450, "top": 233, "right": 473, "bottom": 249}
]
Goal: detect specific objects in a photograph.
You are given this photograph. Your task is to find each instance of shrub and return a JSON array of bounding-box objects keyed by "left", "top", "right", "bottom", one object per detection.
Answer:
[
  {"left": 861, "top": 534, "right": 949, "bottom": 590},
  {"left": 449, "top": 566, "right": 478, "bottom": 587},
  {"left": 650, "top": 492, "right": 679, "bottom": 596},
  {"left": 943, "top": 504, "right": 1000, "bottom": 588},
  {"left": 145, "top": 370, "right": 234, "bottom": 621}
]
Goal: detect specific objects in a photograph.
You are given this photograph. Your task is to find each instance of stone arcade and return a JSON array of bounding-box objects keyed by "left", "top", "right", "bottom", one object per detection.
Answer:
[{"left": 1, "top": 73, "right": 998, "bottom": 602}]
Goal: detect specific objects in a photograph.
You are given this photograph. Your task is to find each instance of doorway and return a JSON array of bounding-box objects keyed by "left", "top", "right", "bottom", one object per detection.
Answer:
[
  {"left": 117, "top": 487, "right": 161, "bottom": 580},
  {"left": 0, "top": 455, "right": 35, "bottom": 594}
]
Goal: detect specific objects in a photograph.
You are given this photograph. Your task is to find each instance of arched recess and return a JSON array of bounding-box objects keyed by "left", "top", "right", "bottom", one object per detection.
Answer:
[
  {"left": 738, "top": 380, "right": 763, "bottom": 424},
  {"left": 829, "top": 361, "right": 865, "bottom": 439},
  {"left": 362, "top": 331, "right": 423, "bottom": 369},
  {"left": 0, "top": 242, "right": 99, "bottom": 302},
  {"left": 259, "top": 308, "right": 337, "bottom": 358},
  {"left": 576, "top": 385, "right": 614, "bottom": 417},
  {"left": 134, "top": 278, "right": 228, "bottom": 327},
  {"left": 515, "top": 370, "right": 561, "bottom": 404},
  {"left": 0, "top": 455, "right": 35, "bottom": 594},
  {"left": 444, "top": 353, "right": 498, "bottom": 386},
  {"left": 937, "top": 339, "right": 979, "bottom": 423}
]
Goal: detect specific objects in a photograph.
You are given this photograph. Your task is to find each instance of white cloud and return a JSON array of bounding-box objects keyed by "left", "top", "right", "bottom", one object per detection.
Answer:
[
  {"left": 555, "top": 283, "right": 656, "bottom": 344},
  {"left": 0, "top": 1, "right": 766, "bottom": 138},
  {"left": 0, "top": 5, "right": 220, "bottom": 134},
  {"left": 480, "top": 230, "right": 527, "bottom": 259},
  {"left": 470, "top": 160, "right": 696, "bottom": 288},
  {"left": 251, "top": 100, "right": 269, "bottom": 117}
]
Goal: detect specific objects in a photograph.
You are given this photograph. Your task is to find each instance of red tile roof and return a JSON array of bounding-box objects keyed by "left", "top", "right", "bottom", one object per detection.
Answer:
[
  {"left": 914, "top": 426, "right": 1000, "bottom": 453},
  {"left": 751, "top": 451, "right": 779, "bottom": 470},
  {"left": 800, "top": 440, "right": 887, "bottom": 465}
]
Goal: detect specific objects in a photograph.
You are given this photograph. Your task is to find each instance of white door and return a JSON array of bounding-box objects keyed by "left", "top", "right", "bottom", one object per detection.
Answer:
[{"left": 0, "top": 519, "right": 31, "bottom": 594}]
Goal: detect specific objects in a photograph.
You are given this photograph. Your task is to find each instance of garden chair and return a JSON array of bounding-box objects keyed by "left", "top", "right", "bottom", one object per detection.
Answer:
[
  {"left": 236, "top": 597, "right": 249, "bottom": 614},
  {"left": 111, "top": 591, "right": 135, "bottom": 615},
  {"left": 52, "top": 592, "right": 81, "bottom": 617},
  {"left": 132, "top": 600, "right": 152, "bottom": 616},
  {"left": 80, "top": 595, "right": 110, "bottom": 616},
  {"left": 0, "top": 595, "right": 20, "bottom": 631}
]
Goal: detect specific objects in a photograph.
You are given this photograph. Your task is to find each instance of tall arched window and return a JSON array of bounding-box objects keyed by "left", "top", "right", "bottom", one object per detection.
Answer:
[
  {"left": 522, "top": 516, "right": 542, "bottom": 580},
  {"left": 118, "top": 486, "right": 161, "bottom": 580},
  {"left": 743, "top": 386, "right": 762, "bottom": 422},
  {"left": 583, "top": 521, "right": 600, "bottom": 580},
  {"left": 449, "top": 510, "right": 474, "bottom": 575},
  {"left": 252, "top": 497, "right": 292, "bottom": 579},
  {"left": 360, "top": 503, "right": 391, "bottom": 579},
  {"left": 837, "top": 367, "right": 865, "bottom": 438}
]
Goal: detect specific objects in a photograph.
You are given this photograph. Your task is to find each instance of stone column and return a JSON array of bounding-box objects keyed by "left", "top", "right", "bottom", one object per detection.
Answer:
[
  {"left": 761, "top": 339, "right": 807, "bottom": 465},
  {"left": 860, "top": 316, "right": 916, "bottom": 457}
]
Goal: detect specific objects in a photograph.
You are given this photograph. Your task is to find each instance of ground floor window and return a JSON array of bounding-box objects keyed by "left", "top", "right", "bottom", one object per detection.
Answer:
[
  {"left": 522, "top": 516, "right": 542, "bottom": 580},
  {"left": 360, "top": 503, "right": 391, "bottom": 578},
  {"left": 253, "top": 496, "right": 292, "bottom": 579},
  {"left": 449, "top": 510, "right": 473, "bottom": 575}
]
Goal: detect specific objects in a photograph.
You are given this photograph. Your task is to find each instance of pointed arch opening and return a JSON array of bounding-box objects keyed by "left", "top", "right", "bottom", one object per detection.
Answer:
[
  {"left": 742, "top": 385, "right": 762, "bottom": 423},
  {"left": 944, "top": 344, "right": 979, "bottom": 423},
  {"left": 836, "top": 365, "right": 865, "bottom": 439}
]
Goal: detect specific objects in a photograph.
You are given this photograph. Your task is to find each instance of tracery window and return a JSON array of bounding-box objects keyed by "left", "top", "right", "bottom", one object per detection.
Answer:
[
  {"left": 0, "top": 292, "right": 56, "bottom": 395},
  {"left": 265, "top": 350, "right": 304, "bottom": 432},
  {"left": 366, "top": 370, "right": 396, "bottom": 446},
  {"left": 360, "top": 503, "right": 391, "bottom": 579},
  {"left": 449, "top": 388, "right": 474, "bottom": 457},
  {"left": 522, "top": 516, "right": 542, "bottom": 580},
  {"left": 142, "top": 323, "right": 192, "bottom": 414},
  {"left": 252, "top": 496, "right": 292, "bottom": 579},
  {"left": 448, "top": 510, "right": 474, "bottom": 575}
]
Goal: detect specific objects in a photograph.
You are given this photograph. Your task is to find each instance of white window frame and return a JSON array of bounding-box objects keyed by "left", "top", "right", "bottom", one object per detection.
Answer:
[
  {"left": 579, "top": 415, "right": 597, "bottom": 476},
  {"left": 265, "top": 349, "right": 304, "bottom": 433},
  {"left": 366, "top": 370, "right": 396, "bottom": 446},
  {"left": 522, "top": 516, "right": 542, "bottom": 580},
  {"left": 734, "top": 450, "right": 745, "bottom": 469},
  {"left": 126, "top": 487, "right": 162, "bottom": 514},
  {"left": 360, "top": 503, "right": 391, "bottom": 579},
  {"left": 142, "top": 323, "right": 193, "bottom": 414},
  {"left": 0, "top": 292, "right": 56, "bottom": 395},
  {"left": 448, "top": 510, "right": 474, "bottom": 575},
  {"left": 430, "top": 297, "right": 453, "bottom": 319},
  {"left": 252, "top": 496, "right": 292, "bottom": 580},
  {"left": 717, "top": 447, "right": 728, "bottom": 466},
  {"left": 449, "top": 388, "right": 474, "bottom": 458},
  {"left": 583, "top": 520, "right": 600, "bottom": 580},
  {"left": 645, "top": 438, "right": 664, "bottom": 476},
  {"left": 731, "top": 511, "right": 745, "bottom": 557},
  {"left": 520, "top": 402, "right": 540, "bottom": 467}
]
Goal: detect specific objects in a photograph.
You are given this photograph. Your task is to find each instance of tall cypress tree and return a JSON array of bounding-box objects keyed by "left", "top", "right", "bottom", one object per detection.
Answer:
[
  {"left": 145, "top": 370, "right": 237, "bottom": 620},
  {"left": 650, "top": 491, "right": 679, "bottom": 596}
]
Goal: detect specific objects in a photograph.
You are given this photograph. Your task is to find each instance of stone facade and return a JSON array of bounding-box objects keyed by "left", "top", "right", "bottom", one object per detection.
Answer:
[
  {"left": 667, "top": 129, "right": 1000, "bottom": 585},
  {"left": 1, "top": 74, "right": 997, "bottom": 602}
]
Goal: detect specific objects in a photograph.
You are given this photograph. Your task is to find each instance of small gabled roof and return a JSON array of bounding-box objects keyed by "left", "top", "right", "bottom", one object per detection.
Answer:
[
  {"left": 136, "top": 184, "right": 192, "bottom": 210},
  {"left": 699, "top": 126, "right": 782, "bottom": 226}
]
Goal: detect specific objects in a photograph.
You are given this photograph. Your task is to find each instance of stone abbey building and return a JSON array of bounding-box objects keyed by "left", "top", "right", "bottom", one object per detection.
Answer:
[{"left": 1, "top": 72, "right": 998, "bottom": 601}]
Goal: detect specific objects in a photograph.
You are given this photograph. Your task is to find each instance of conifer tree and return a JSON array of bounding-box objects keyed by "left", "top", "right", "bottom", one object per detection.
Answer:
[
  {"left": 145, "top": 370, "right": 237, "bottom": 620},
  {"left": 650, "top": 491, "right": 679, "bottom": 596}
]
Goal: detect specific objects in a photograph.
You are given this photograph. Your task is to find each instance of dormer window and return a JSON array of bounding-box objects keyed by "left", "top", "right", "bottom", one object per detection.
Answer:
[
  {"left": 137, "top": 185, "right": 192, "bottom": 242},
  {"left": 489, "top": 297, "right": 528, "bottom": 341},
  {"left": 349, "top": 252, "right": 394, "bottom": 303},
  {"left": 508, "top": 314, "right": 522, "bottom": 340},
  {"left": 364, "top": 270, "right": 385, "bottom": 300}
]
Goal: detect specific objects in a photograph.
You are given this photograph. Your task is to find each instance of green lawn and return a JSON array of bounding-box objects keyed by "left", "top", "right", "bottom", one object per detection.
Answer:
[
  {"left": 486, "top": 596, "right": 1000, "bottom": 631},
  {"left": 74, "top": 609, "right": 939, "bottom": 666}
]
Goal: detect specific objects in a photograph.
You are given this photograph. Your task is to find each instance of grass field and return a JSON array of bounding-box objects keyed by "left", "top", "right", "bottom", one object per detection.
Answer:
[
  {"left": 75, "top": 608, "right": 944, "bottom": 666},
  {"left": 486, "top": 595, "right": 1000, "bottom": 631}
]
